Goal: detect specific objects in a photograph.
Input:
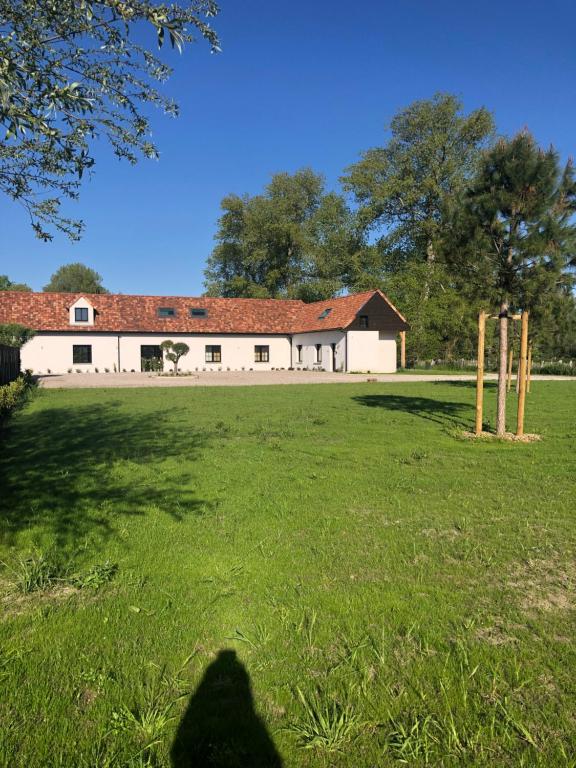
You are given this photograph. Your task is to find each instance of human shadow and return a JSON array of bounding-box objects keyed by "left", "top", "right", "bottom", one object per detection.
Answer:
[
  {"left": 0, "top": 400, "right": 212, "bottom": 551},
  {"left": 171, "top": 649, "right": 283, "bottom": 768},
  {"left": 353, "top": 393, "right": 472, "bottom": 427}
]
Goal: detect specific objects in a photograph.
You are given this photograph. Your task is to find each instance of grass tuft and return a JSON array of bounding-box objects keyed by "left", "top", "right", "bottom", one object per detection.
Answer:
[
  {"left": 286, "top": 687, "right": 361, "bottom": 752},
  {"left": 3, "top": 550, "right": 64, "bottom": 594}
]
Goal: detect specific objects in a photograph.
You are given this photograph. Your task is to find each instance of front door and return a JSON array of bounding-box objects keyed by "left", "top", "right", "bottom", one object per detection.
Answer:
[
  {"left": 331, "top": 343, "right": 337, "bottom": 372},
  {"left": 141, "top": 345, "right": 163, "bottom": 372}
]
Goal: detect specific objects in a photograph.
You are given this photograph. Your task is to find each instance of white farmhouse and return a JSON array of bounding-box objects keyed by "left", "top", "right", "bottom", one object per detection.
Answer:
[{"left": 0, "top": 289, "right": 409, "bottom": 374}]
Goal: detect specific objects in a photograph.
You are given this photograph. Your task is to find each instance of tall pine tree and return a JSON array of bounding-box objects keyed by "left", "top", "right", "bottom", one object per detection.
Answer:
[{"left": 451, "top": 132, "right": 576, "bottom": 434}]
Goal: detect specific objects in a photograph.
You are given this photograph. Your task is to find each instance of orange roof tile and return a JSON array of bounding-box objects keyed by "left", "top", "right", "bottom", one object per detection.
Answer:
[{"left": 0, "top": 290, "right": 407, "bottom": 334}]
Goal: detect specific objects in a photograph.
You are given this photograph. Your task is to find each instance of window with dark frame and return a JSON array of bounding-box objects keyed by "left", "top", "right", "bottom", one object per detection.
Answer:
[
  {"left": 315, "top": 344, "right": 322, "bottom": 363},
  {"left": 157, "top": 307, "right": 176, "bottom": 317},
  {"left": 73, "top": 345, "right": 92, "bottom": 364},
  {"left": 205, "top": 345, "right": 221, "bottom": 363},
  {"left": 190, "top": 308, "right": 208, "bottom": 318},
  {"left": 254, "top": 345, "right": 269, "bottom": 362},
  {"left": 296, "top": 344, "right": 303, "bottom": 364},
  {"left": 359, "top": 315, "right": 369, "bottom": 329},
  {"left": 74, "top": 307, "right": 88, "bottom": 322}
]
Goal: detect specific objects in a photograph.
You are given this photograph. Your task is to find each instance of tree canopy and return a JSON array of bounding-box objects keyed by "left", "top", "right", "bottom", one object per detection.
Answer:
[
  {"left": 0, "top": 275, "right": 31, "bottom": 291},
  {"left": 450, "top": 133, "right": 576, "bottom": 312},
  {"left": 43, "top": 262, "right": 109, "bottom": 293},
  {"left": 0, "top": 0, "right": 219, "bottom": 240},
  {"left": 342, "top": 93, "right": 494, "bottom": 266},
  {"left": 0, "top": 323, "right": 35, "bottom": 347},
  {"left": 204, "top": 168, "right": 364, "bottom": 300},
  {"left": 203, "top": 103, "right": 576, "bottom": 365}
]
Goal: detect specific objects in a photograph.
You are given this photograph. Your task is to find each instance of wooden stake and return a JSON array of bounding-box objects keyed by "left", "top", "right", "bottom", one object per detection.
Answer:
[
  {"left": 400, "top": 331, "right": 406, "bottom": 369},
  {"left": 507, "top": 347, "right": 513, "bottom": 392},
  {"left": 516, "top": 311, "right": 529, "bottom": 437},
  {"left": 475, "top": 311, "right": 486, "bottom": 436},
  {"left": 527, "top": 343, "right": 532, "bottom": 394}
]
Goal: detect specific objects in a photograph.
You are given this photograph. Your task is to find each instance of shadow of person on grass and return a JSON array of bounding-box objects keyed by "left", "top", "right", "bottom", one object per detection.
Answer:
[{"left": 171, "top": 649, "right": 283, "bottom": 768}]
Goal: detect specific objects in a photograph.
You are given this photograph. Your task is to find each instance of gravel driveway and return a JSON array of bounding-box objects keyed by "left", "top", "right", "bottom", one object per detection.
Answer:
[{"left": 37, "top": 371, "right": 576, "bottom": 388}]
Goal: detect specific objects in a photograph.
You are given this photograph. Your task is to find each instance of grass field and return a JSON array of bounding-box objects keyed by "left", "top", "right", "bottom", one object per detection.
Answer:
[{"left": 0, "top": 382, "right": 575, "bottom": 767}]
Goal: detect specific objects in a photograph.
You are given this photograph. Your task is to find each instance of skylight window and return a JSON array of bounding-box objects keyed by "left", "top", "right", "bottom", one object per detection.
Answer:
[
  {"left": 157, "top": 307, "right": 176, "bottom": 317},
  {"left": 318, "top": 308, "right": 332, "bottom": 319},
  {"left": 190, "top": 308, "right": 208, "bottom": 318}
]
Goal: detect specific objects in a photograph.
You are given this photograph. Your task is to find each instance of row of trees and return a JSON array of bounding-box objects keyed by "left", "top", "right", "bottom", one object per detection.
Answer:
[{"left": 204, "top": 94, "right": 576, "bottom": 365}]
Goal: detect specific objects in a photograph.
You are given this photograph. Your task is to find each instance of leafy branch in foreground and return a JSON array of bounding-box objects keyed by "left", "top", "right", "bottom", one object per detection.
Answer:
[{"left": 0, "top": 1, "right": 220, "bottom": 240}]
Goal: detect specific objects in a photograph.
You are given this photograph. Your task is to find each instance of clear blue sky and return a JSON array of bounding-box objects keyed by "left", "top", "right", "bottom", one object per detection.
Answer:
[{"left": 1, "top": 0, "right": 574, "bottom": 294}]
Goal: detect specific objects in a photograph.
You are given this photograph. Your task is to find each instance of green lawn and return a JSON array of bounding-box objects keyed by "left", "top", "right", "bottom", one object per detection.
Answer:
[{"left": 0, "top": 382, "right": 575, "bottom": 767}]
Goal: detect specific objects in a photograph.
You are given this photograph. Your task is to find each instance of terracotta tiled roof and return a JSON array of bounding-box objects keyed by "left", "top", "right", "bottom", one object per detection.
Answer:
[
  {"left": 292, "top": 289, "right": 407, "bottom": 332},
  {"left": 0, "top": 290, "right": 407, "bottom": 334}
]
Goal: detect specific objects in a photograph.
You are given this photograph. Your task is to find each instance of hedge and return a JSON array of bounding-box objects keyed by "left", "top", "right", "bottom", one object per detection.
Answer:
[{"left": 0, "top": 373, "right": 34, "bottom": 421}]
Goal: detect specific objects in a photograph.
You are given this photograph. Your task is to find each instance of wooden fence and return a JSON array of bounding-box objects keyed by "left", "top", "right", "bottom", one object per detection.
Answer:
[{"left": 0, "top": 344, "right": 20, "bottom": 385}]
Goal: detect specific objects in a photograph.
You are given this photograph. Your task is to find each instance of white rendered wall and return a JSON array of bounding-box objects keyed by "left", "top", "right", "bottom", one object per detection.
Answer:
[
  {"left": 346, "top": 330, "right": 397, "bottom": 372},
  {"left": 21, "top": 333, "right": 292, "bottom": 373},
  {"left": 291, "top": 331, "right": 345, "bottom": 371},
  {"left": 21, "top": 331, "right": 397, "bottom": 374},
  {"left": 21, "top": 334, "right": 119, "bottom": 374},
  {"left": 118, "top": 334, "right": 291, "bottom": 372}
]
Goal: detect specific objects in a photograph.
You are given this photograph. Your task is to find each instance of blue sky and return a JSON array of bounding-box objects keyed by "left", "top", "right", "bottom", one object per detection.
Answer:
[{"left": 1, "top": 0, "right": 575, "bottom": 294}]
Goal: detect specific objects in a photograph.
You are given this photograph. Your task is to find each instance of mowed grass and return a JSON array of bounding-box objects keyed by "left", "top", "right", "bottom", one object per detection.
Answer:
[{"left": 0, "top": 382, "right": 575, "bottom": 767}]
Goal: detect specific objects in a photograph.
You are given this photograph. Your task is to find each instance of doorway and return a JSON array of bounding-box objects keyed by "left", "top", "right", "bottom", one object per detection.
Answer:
[
  {"left": 331, "top": 343, "right": 337, "bottom": 372},
  {"left": 141, "top": 345, "right": 163, "bottom": 372}
]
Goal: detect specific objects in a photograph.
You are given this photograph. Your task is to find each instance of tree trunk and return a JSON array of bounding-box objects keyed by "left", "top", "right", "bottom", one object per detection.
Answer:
[
  {"left": 496, "top": 300, "right": 509, "bottom": 436},
  {"left": 423, "top": 241, "right": 435, "bottom": 300}
]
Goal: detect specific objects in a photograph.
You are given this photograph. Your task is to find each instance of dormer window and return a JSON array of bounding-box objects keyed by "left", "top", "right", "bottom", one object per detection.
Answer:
[
  {"left": 157, "top": 307, "right": 176, "bottom": 318},
  {"left": 190, "top": 308, "right": 208, "bottom": 318},
  {"left": 318, "top": 308, "right": 332, "bottom": 319},
  {"left": 69, "top": 297, "right": 94, "bottom": 326}
]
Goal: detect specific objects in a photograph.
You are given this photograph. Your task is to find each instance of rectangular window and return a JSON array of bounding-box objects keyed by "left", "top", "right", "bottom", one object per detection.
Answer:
[
  {"left": 296, "top": 344, "right": 303, "bottom": 364},
  {"left": 254, "top": 345, "right": 269, "bottom": 362},
  {"left": 73, "top": 345, "right": 92, "bottom": 364},
  {"left": 359, "top": 315, "right": 369, "bottom": 329},
  {"left": 157, "top": 307, "right": 176, "bottom": 317},
  {"left": 74, "top": 307, "right": 89, "bottom": 322},
  {"left": 315, "top": 344, "right": 322, "bottom": 363},
  {"left": 190, "top": 308, "right": 208, "bottom": 318},
  {"left": 205, "top": 345, "right": 221, "bottom": 363}
]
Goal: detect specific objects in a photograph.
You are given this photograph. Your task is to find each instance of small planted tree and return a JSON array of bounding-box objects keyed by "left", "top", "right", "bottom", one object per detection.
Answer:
[
  {"left": 160, "top": 340, "right": 189, "bottom": 375},
  {"left": 451, "top": 132, "right": 576, "bottom": 435}
]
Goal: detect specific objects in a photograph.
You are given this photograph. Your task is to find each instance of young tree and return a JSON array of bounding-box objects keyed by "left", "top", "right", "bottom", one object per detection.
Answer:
[
  {"left": 160, "top": 340, "right": 189, "bottom": 374},
  {"left": 451, "top": 133, "right": 576, "bottom": 434},
  {"left": 43, "top": 263, "right": 108, "bottom": 293},
  {"left": 0, "top": 1, "right": 219, "bottom": 240},
  {"left": 204, "top": 169, "right": 362, "bottom": 299},
  {"left": 342, "top": 93, "right": 494, "bottom": 267},
  {"left": 0, "top": 275, "right": 31, "bottom": 291}
]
